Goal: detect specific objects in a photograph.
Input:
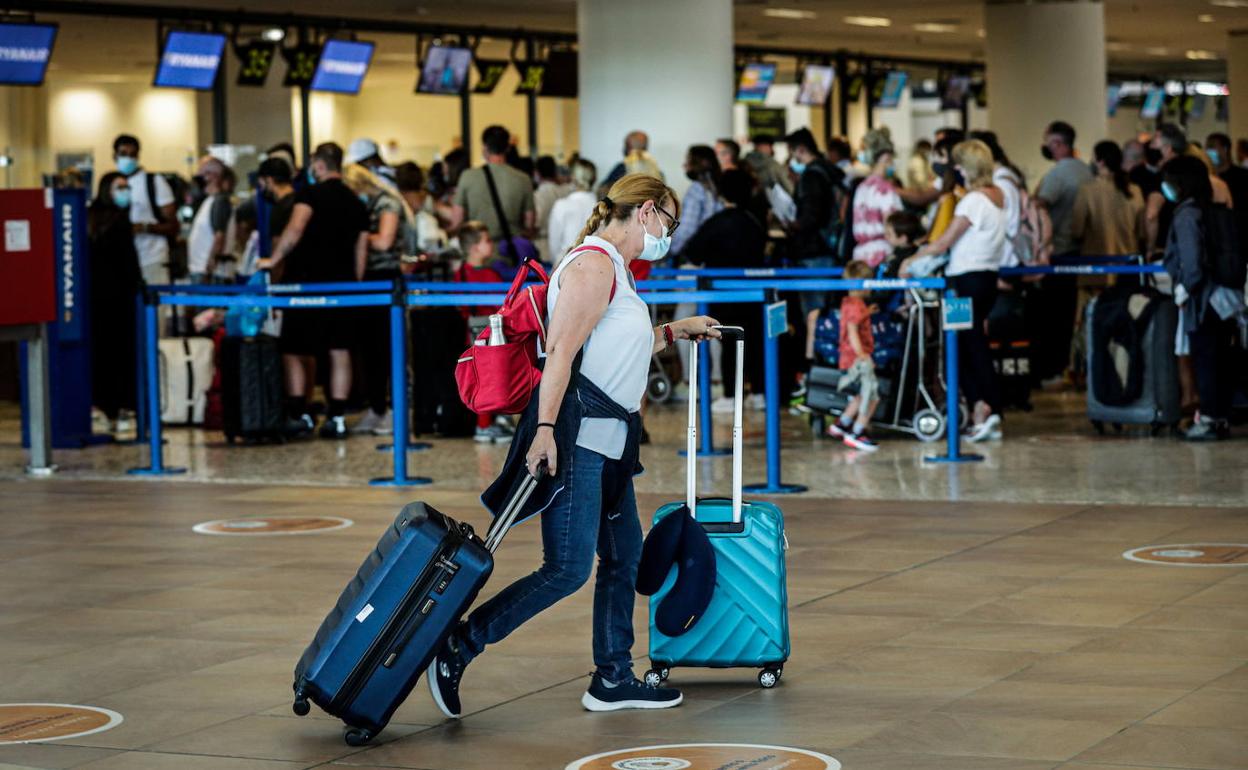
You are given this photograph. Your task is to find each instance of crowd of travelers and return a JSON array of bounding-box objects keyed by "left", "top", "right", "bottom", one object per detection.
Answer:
[{"left": 85, "top": 117, "right": 1246, "bottom": 447}]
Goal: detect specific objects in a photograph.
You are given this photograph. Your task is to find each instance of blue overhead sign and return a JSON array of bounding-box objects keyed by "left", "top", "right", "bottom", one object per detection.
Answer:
[
  {"left": 154, "top": 31, "right": 226, "bottom": 90},
  {"left": 0, "top": 23, "right": 57, "bottom": 85},
  {"left": 311, "top": 39, "right": 374, "bottom": 94}
]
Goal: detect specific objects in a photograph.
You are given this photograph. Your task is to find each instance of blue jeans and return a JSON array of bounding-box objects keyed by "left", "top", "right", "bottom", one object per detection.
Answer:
[{"left": 460, "top": 444, "right": 643, "bottom": 682}]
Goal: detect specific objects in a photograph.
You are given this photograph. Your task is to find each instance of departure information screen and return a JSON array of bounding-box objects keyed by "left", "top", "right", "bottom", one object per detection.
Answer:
[
  {"left": 0, "top": 23, "right": 57, "bottom": 85},
  {"left": 154, "top": 31, "right": 226, "bottom": 90}
]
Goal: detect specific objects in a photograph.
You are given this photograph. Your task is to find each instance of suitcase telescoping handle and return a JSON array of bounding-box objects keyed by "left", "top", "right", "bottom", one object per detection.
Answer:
[
  {"left": 687, "top": 326, "right": 745, "bottom": 525},
  {"left": 483, "top": 460, "right": 547, "bottom": 553}
]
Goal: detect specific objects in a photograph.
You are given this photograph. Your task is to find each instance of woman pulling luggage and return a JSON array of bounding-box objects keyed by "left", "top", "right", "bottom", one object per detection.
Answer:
[{"left": 427, "top": 174, "right": 722, "bottom": 717}]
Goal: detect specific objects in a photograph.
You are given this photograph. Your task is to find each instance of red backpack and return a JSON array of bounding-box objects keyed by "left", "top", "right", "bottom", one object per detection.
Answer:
[{"left": 455, "top": 246, "right": 613, "bottom": 415}]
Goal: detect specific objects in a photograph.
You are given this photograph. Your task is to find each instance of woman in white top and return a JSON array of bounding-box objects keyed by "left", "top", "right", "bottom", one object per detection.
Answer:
[
  {"left": 427, "top": 174, "right": 721, "bottom": 719},
  {"left": 547, "top": 158, "right": 600, "bottom": 260},
  {"left": 910, "top": 139, "right": 1007, "bottom": 442}
]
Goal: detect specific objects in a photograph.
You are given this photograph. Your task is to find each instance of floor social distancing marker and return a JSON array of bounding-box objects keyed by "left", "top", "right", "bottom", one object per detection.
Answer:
[
  {"left": 565, "top": 743, "right": 840, "bottom": 770},
  {"left": 1123, "top": 543, "right": 1248, "bottom": 567},
  {"left": 193, "top": 516, "right": 353, "bottom": 536},
  {"left": 0, "top": 704, "right": 124, "bottom": 745}
]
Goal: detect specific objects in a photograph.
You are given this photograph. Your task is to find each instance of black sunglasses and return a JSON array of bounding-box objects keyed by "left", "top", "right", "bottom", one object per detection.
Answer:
[{"left": 654, "top": 202, "right": 680, "bottom": 235}]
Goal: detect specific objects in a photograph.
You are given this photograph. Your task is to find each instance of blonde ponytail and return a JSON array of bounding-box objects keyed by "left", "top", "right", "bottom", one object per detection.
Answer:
[{"left": 564, "top": 173, "right": 680, "bottom": 259}]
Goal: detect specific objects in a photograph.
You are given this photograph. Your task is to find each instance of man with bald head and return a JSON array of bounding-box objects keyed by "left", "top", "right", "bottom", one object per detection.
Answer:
[{"left": 602, "top": 130, "right": 663, "bottom": 190}]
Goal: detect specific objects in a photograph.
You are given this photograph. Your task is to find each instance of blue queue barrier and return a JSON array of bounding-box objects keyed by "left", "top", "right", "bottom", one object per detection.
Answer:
[
  {"left": 651, "top": 266, "right": 845, "bottom": 278},
  {"left": 127, "top": 293, "right": 187, "bottom": 477},
  {"left": 925, "top": 290, "right": 983, "bottom": 464},
  {"left": 130, "top": 286, "right": 764, "bottom": 486},
  {"left": 1000, "top": 263, "right": 1164, "bottom": 276},
  {"left": 371, "top": 281, "right": 430, "bottom": 487},
  {"left": 712, "top": 277, "right": 952, "bottom": 489}
]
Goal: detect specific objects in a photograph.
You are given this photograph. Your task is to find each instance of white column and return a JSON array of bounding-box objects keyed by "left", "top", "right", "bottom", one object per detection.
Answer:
[
  {"left": 577, "top": 0, "right": 734, "bottom": 196},
  {"left": 1228, "top": 31, "right": 1248, "bottom": 145},
  {"left": 985, "top": 0, "right": 1107, "bottom": 186}
]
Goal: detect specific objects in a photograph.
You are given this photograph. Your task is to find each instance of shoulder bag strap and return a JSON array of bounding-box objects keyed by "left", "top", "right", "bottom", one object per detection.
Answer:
[
  {"left": 145, "top": 172, "right": 164, "bottom": 223},
  {"left": 482, "top": 165, "right": 519, "bottom": 261}
]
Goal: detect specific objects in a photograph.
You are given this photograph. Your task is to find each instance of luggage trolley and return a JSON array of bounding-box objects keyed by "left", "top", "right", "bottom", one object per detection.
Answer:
[{"left": 805, "top": 286, "right": 965, "bottom": 441}]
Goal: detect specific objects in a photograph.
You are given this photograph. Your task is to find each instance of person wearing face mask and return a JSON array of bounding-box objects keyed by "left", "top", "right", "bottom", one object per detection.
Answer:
[
  {"left": 1204, "top": 133, "right": 1248, "bottom": 232},
  {"left": 1145, "top": 124, "right": 1233, "bottom": 261},
  {"left": 1162, "top": 155, "right": 1241, "bottom": 441},
  {"left": 781, "top": 127, "right": 845, "bottom": 265},
  {"left": 426, "top": 173, "right": 721, "bottom": 720},
  {"left": 87, "top": 172, "right": 143, "bottom": 433},
  {"left": 112, "top": 134, "right": 178, "bottom": 286},
  {"left": 256, "top": 157, "right": 297, "bottom": 260},
  {"left": 668, "top": 145, "right": 723, "bottom": 260},
  {"left": 186, "top": 157, "right": 235, "bottom": 284},
  {"left": 257, "top": 142, "right": 370, "bottom": 440},
  {"left": 1033, "top": 120, "right": 1091, "bottom": 387},
  {"left": 850, "top": 127, "right": 903, "bottom": 268}
]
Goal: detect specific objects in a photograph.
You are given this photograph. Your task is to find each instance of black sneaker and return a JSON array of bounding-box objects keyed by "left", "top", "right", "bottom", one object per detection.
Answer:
[
  {"left": 581, "top": 672, "right": 683, "bottom": 712},
  {"left": 319, "top": 415, "right": 347, "bottom": 439},
  {"left": 284, "top": 414, "right": 314, "bottom": 438},
  {"left": 427, "top": 634, "right": 468, "bottom": 719}
]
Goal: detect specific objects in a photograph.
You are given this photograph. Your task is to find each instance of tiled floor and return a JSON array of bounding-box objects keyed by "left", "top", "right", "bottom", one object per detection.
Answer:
[
  {"left": 2, "top": 391, "right": 1246, "bottom": 507},
  {"left": 1, "top": 471, "right": 1246, "bottom": 769}
]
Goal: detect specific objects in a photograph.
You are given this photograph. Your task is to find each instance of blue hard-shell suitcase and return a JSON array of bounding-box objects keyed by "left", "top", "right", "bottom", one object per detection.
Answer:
[
  {"left": 292, "top": 476, "right": 537, "bottom": 745},
  {"left": 646, "top": 333, "right": 791, "bottom": 689}
]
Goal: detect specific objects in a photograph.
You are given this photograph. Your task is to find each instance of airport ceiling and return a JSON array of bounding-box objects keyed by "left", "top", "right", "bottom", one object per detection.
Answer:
[{"left": 43, "top": 0, "right": 1234, "bottom": 81}]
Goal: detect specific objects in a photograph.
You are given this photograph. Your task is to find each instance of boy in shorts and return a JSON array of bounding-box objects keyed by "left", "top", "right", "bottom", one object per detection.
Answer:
[{"left": 828, "top": 260, "right": 880, "bottom": 451}]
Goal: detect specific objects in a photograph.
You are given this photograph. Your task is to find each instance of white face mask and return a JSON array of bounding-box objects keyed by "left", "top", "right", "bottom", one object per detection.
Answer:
[{"left": 638, "top": 207, "right": 672, "bottom": 262}]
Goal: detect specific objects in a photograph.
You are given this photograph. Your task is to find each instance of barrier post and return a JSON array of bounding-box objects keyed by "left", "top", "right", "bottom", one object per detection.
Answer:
[
  {"left": 679, "top": 294, "right": 730, "bottom": 457},
  {"left": 371, "top": 285, "right": 432, "bottom": 486},
  {"left": 127, "top": 290, "right": 185, "bottom": 476},
  {"left": 133, "top": 290, "right": 148, "bottom": 443},
  {"left": 925, "top": 290, "right": 983, "bottom": 464},
  {"left": 744, "top": 298, "right": 806, "bottom": 494},
  {"left": 376, "top": 278, "right": 431, "bottom": 454}
]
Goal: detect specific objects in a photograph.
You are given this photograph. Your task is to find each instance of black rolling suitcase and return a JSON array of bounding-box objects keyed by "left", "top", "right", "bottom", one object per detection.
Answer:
[
  {"left": 1085, "top": 289, "right": 1180, "bottom": 433},
  {"left": 220, "top": 334, "right": 285, "bottom": 443},
  {"left": 292, "top": 471, "right": 538, "bottom": 745}
]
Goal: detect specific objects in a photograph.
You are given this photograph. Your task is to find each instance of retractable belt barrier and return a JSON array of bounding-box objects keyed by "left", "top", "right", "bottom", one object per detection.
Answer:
[
  {"left": 128, "top": 283, "right": 764, "bottom": 487},
  {"left": 126, "top": 261, "right": 1166, "bottom": 489}
]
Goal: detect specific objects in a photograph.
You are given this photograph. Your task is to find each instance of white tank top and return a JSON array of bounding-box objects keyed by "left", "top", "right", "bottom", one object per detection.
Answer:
[{"left": 547, "top": 235, "right": 652, "bottom": 459}]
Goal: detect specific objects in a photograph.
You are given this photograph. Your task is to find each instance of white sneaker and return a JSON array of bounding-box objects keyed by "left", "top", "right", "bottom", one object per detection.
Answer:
[
  {"left": 711, "top": 396, "right": 736, "bottom": 414},
  {"left": 370, "top": 409, "right": 393, "bottom": 436},
  {"left": 748, "top": 394, "right": 766, "bottom": 411},
  {"left": 351, "top": 410, "right": 381, "bottom": 434},
  {"left": 966, "top": 414, "right": 1002, "bottom": 443}
]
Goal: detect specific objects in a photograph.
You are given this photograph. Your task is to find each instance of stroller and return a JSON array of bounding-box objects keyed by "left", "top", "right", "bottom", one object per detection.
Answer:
[{"left": 804, "top": 286, "right": 962, "bottom": 441}]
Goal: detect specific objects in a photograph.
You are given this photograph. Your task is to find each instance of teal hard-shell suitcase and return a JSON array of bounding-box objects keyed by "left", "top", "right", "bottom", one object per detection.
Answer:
[{"left": 646, "top": 332, "right": 791, "bottom": 689}]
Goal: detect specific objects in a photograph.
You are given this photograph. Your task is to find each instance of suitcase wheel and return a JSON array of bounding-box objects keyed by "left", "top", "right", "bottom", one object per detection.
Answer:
[
  {"left": 1091, "top": 420, "right": 1105, "bottom": 435},
  {"left": 643, "top": 666, "right": 670, "bottom": 688},
  {"left": 344, "top": 727, "right": 373, "bottom": 746},
  {"left": 758, "top": 668, "right": 781, "bottom": 689},
  {"left": 292, "top": 697, "right": 310, "bottom": 717},
  {"left": 809, "top": 415, "right": 826, "bottom": 438}
]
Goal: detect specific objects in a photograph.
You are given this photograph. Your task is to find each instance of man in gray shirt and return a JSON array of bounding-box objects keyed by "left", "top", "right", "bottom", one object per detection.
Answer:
[
  {"left": 450, "top": 125, "right": 535, "bottom": 252},
  {"left": 1033, "top": 120, "right": 1092, "bottom": 385},
  {"left": 1036, "top": 120, "right": 1092, "bottom": 258}
]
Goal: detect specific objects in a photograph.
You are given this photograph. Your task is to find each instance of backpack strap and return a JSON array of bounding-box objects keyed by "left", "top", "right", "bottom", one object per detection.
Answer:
[{"left": 145, "top": 171, "right": 165, "bottom": 223}]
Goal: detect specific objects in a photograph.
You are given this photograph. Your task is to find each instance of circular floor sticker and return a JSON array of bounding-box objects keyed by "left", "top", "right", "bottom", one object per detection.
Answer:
[
  {"left": 1123, "top": 543, "right": 1248, "bottom": 567},
  {"left": 0, "top": 704, "right": 123, "bottom": 745},
  {"left": 566, "top": 744, "right": 840, "bottom": 770},
  {"left": 193, "top": 516, "right": 352, "bottom": 536}
]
